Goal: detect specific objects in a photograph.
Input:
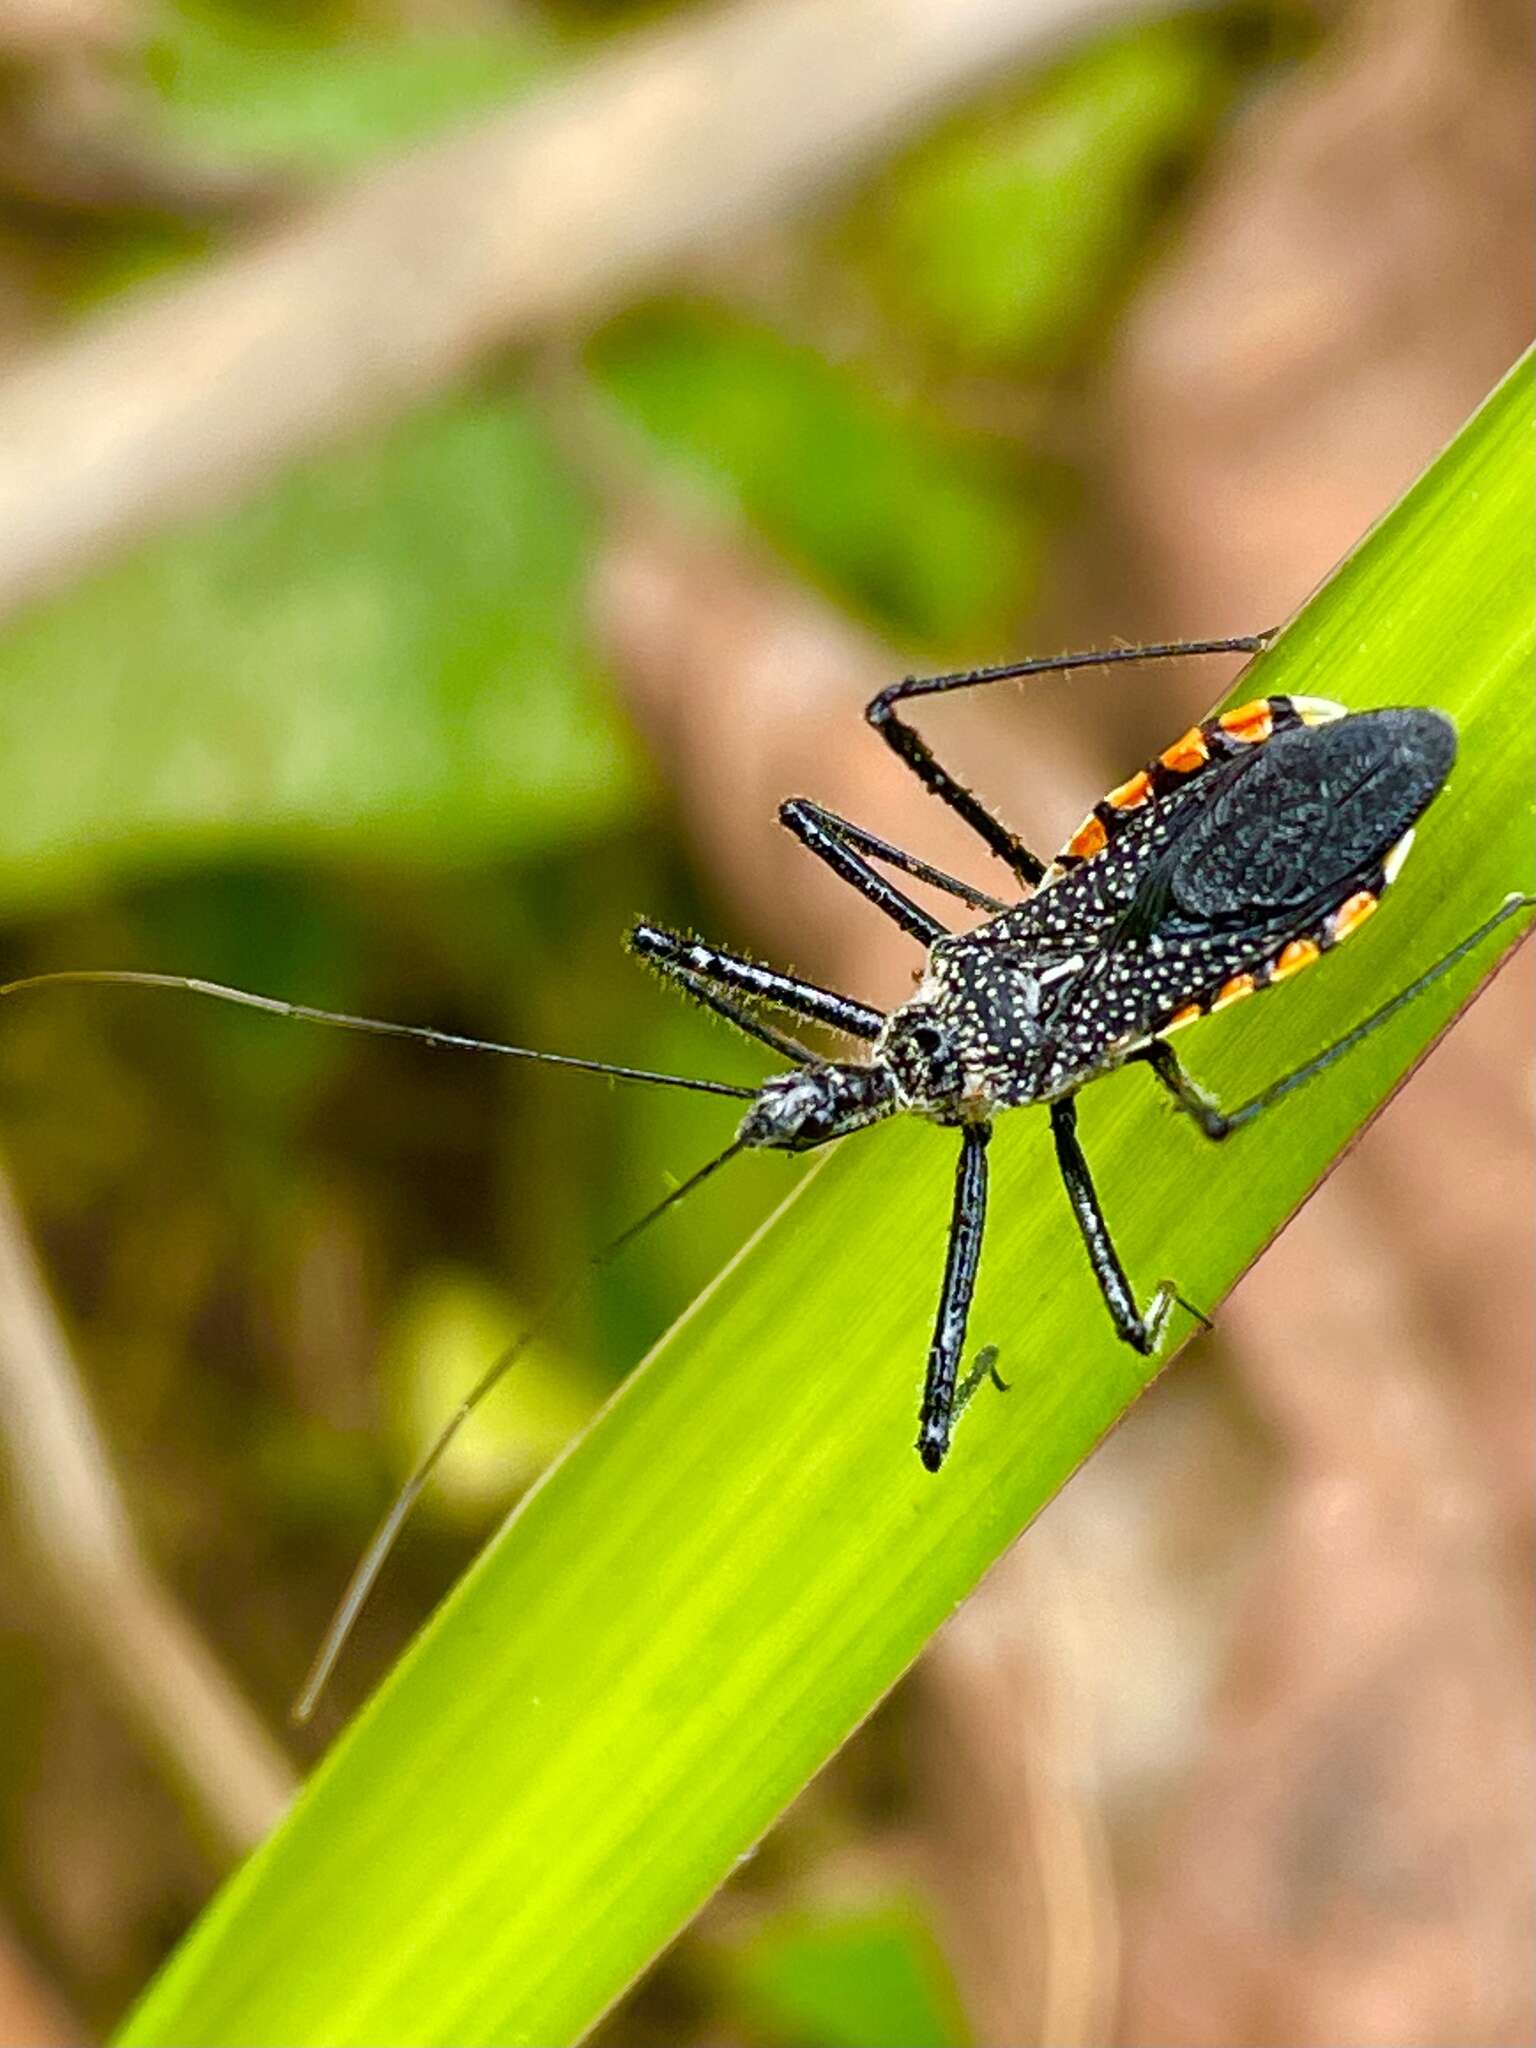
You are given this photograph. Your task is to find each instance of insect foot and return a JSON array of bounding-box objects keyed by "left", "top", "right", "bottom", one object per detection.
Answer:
[{"left": 1126, "top": 1281, "right": 1179, "bottom": 1356}]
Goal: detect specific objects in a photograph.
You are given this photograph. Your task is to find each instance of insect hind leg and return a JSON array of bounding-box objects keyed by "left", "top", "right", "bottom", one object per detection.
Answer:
[
  {"left": 1140, "top": 893, "right": 1536, "bottom": 1141},
  {"left": 1137, "top": 1042, "right": 1229, "bottom": 1139},
  {"left": 866, "top": 633, "right": 1276, "bottom": 889}
]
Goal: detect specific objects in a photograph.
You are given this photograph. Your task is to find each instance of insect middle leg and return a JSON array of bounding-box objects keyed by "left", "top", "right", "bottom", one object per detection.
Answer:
[
  {"left": 777, "top": 797, "right": 1010, "bottom": 947},
  {"left": 866, "top": 634, "right": 1275, "bottom": 888},
  {"left": 917, "top": 1121, "right": 993, "bottom": 1471},
  {"left": 628, "top": 922, "right": 883, "bottom": 1043},
  {"left": 1137, "top": 892, "right": 1536, "bottom": 1141},
  {"left": 1050, "top": 1094, "right": 1192, "bottom": 1353}
]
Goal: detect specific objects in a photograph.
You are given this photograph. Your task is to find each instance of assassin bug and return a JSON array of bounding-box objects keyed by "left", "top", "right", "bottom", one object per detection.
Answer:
[{"left": 4, "top": 633, "right": 1529, "bottom": 1717}]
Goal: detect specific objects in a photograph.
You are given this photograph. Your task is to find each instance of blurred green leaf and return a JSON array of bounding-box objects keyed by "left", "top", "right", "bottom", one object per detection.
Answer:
[
  {"left": 589, "top": 304, "right": 1044, "bottom": 644},
  {"left": 729, "top": 1902, "right": 969, "bottom": 2048},
  {"left": 0, "top": 393, "right": 639, "bottom": 913},
  {"left": 864, "top": 17, "right": 1249, "bottom": 368},
  {"left": 115, "top": 357, "right": 1533, "bottom": 2048},
  {"left": 146, "top": 7, "right": 557, "bottom": 172},
  {"left": 386, "top": 1268, "right": 604, "bottom": 1505}
]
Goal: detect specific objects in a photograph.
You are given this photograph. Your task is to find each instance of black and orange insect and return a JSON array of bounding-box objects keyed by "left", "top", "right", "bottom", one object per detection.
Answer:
[
  {"left": 5, "top": 633, "right": 1529, "bottom": 1713},
  {"left": 631, "top": 633, "right": 1524, "bottom": 1472}
]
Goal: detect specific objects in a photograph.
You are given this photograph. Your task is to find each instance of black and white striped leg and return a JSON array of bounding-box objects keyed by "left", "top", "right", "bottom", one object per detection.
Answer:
[
  {"left": 628, "top": 922, "right": 884, "bottom": 1043},
  {"left": 866, "top": 633, "right": 1275, "bottom": 889},
  {"left": 1141, "top": 893, "right": 1536, "bottom": 1142},
  {"left": 1050, "top": 1095, "right": 1194, "bottom": 1353},
  {"left": 917, "top": 1122, "right": 992, "bottom": 1472},
  {"left": 778, "top": 798, "right": 1007, "bottom": 919}
]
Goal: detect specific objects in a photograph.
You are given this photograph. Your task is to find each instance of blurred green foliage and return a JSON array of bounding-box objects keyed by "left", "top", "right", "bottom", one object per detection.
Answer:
[
  {"left": 0, "top": 393, "right": 635, "bottom": 910},
  {"left": 727, "top": 1902, "right": 970, "bottom": 2048},
  {"left": 383, "top": 1266, "right": 604, "bottom": 1506},
  {"left": 590, "top": 303, "right": 1045, "bottom": 643},
  {"left": 863, "top": 16, "right": 1254, "bottom": 369},
  {"left": 147, "top": 10, "right": 557, "bottom": 173}
]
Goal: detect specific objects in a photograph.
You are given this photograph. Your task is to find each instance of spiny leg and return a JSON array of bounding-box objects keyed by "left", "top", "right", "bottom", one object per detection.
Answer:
[
  {"left": 777, "top": 798, "right": 945, "bottom": 945},
  {"left": 1050, "top": 1094, "right": 1200, "bottom": 1353},
  {"left": 628, "top": 922, "right": 883, "bottom": 1042},
  {"left": 1139, "top": 892, "right": 1536, "bottom": 1142},
  {"left": 866, "top": 633, "right": 1276, "bottom": 888},
  {"left": 778, "top": 798, "right": 1006, "bottom": 928},
  {"left": 917, "top": 1121, "right": 992, "bottom": 1472}
]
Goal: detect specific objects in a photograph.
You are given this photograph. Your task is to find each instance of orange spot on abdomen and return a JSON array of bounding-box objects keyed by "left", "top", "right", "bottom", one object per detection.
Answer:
[
  {"left": 1159, "top": 728, "right": 1209, "bottom": 774},
  {"left": 1273, "top": 938, "right": 1321, "bottom": 979},
  {"left": 1218, "top": 699, "right": 1274, "bottom": 745},
  {"left": 1105, "top": 768, "right": 1153, "bottom": 811},
  {"left": 1066, "top": 813, "right": 1108, "bottom": 861},
  {"left": 1331, "top": 891, "right": 1379, "bottom": 942}
]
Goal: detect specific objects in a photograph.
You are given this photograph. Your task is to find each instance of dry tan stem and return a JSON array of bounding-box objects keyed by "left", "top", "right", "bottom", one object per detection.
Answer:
[
  {"left": 0, "top": 1156, "right": 295, "bottom": 1863},
  {"left": 0, "top": 0, "right": 1199, "bottom": 626}
]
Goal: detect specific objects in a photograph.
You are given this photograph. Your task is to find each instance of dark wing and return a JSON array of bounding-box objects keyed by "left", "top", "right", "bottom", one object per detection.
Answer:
[{"left": 1118, "top": 709, "right": 1455, "bottom": 948}]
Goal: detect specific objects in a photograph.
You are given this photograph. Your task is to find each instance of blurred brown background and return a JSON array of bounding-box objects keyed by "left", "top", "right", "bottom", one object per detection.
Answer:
[{"left": 0, "top": 0, "right": 1531, "bottom": 2041}]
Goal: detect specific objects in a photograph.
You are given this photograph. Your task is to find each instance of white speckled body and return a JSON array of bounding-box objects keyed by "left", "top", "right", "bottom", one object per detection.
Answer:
[
  {"left": 739, "top": 698, "right": 1453, "bottom": 1155},
  {"left": 876, "top": 703, "right": 1454, "bottom": 1121}
]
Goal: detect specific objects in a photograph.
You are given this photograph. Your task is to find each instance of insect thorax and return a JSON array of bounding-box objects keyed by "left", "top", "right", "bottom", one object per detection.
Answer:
[{"left": 877, "top": 926, "right": 1098, "bottom": 1118}]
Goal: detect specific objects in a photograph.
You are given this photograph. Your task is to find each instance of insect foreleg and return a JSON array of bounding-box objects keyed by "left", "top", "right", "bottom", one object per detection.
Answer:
[
  {"left": 776, "top": 798, "right": 948, "bottom": 944},
  {"left": 628, "top": 923, "right": 883, "bottom": 1042},
  {"left": 917, "top": 1122, "right": 992, "bottom": 1472},
  {"left": 1050, "top": 1095, "right": 1200, "bottom": 1352},
  {"left": 866, "top": 633, "right": 1276, "bottom": 889},
  {"left": 1142, "top": 893, "right": 1536, "bottom": 1141}
]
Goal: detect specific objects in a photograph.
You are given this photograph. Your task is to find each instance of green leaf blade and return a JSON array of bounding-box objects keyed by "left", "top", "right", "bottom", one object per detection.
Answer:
[{"left": 118, "top": 352, "right": 1533, "bottom": 2048}]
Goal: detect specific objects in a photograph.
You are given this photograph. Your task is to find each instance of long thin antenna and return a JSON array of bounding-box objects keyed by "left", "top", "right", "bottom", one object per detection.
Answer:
[
  {"left": 290, "top": 1134, "right": 750, "bottom": 1724},
  {"left": 0, "top": 970, "right": 757, "bottom": 1101}
]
